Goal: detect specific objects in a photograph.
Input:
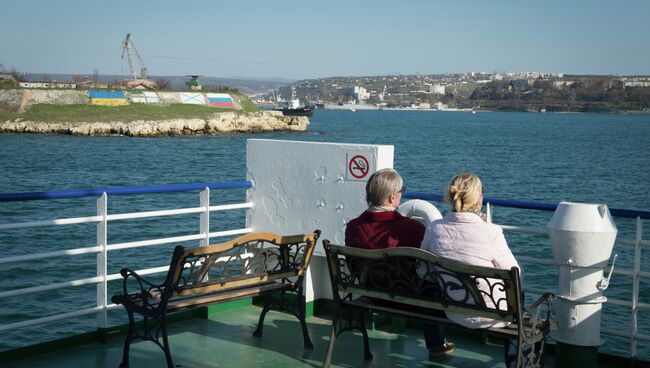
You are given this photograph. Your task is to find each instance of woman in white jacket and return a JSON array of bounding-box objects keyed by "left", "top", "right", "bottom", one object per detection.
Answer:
[{"left": 420, "top": 173, "right": 520, "bottom": 366}]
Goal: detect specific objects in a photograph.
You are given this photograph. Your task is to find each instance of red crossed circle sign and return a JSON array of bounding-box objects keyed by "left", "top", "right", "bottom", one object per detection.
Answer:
[{"left": 348, "top": 155, "right": 370, "bottom": 179}]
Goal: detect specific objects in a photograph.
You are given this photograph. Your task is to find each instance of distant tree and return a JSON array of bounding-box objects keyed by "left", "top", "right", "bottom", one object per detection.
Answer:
[
  {"left": 9, "top": 67, "right": 25, "bottom": 82},
  {"left": 154, "top": 78, "right": 170, "bottom": 90},
  {"left": 205, "top": 84, "right": 239, "bottom": 93},
  {"left": 71, "top": 75, "right": 87, "bottom": 83},
  {"left": 108, "top": 79, "right": 123, "bottom": 89}
]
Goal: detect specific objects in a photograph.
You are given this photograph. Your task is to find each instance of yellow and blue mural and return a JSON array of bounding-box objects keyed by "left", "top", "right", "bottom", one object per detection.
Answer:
[{"left": 88, "top": 90, "right": 129, "bottom": 106}]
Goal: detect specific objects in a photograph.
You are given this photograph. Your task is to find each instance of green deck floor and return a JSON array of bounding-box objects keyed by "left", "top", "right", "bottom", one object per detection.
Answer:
[{"left": 1, "top": 305, "right": 623, "bottom": 368}]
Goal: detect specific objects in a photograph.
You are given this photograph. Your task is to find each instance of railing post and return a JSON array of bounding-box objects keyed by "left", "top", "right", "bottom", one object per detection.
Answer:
[
  {"left": 631, "top": 216, "right": 642, "bottom": 357},
  {"left": 486, "top": 202, "right": 492, "bottom": 223},
  {"left": 96, "top": 193, "right": 108, "bottom": 331},
  {"left": 200, "top": 188, "right": 210, "bottom": 247},
  {"left": 199, "top": 188, "right": 212, "bottom": 317}
]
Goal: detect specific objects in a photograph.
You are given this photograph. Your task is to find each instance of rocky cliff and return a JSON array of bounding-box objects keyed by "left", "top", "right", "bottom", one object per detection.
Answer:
[{"left": 0, "top": 111, "right": 308, "bottom": 136}]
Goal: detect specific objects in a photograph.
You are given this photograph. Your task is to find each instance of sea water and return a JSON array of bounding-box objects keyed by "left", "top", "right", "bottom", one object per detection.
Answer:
[{"left": 0, "top": 110, "right": 649, "bottom": 358}]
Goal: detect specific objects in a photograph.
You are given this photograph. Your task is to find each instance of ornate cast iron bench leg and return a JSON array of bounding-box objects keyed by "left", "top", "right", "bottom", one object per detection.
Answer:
[
  {"left": 253, "top": 294, "right": 272, "bottom": 338},
  {"left": 322, "top": 306, "right": 374, "bottom": 367},
  {"left": 161, "top": 316, "right": 174, "bottom": 368},
  {"left": 253, "top": 289, "right": 314, "bottom": 349},
  {"left": 322, "top": 323, "right": 337, "bottom": 368},
  {"left": 296, "top": 285, "right": 314, "bottom": 348},
  {"left": 119, "top": 309, "right": 136, "bottom": 368},
  {"left": 359, "top": 311, "right": 373, "bottom": 361}
]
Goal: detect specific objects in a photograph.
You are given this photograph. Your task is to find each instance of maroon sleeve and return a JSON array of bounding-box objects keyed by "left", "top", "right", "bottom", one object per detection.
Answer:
[{"left": 345, "top": 218, "right": 365, "bottom": 248}]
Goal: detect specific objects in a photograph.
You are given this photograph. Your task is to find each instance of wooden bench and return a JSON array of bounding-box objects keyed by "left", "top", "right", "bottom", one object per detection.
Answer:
[
  {"left": 322, "top": 240, "right": 555, "bottom": 368},
  {"left": 111, "top": 230, "right": 320, "bottom": 368}
]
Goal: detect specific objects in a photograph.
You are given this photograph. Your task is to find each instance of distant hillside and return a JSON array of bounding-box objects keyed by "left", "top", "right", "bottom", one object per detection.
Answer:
[
  {"left": 273, "top": 73, "right": 650, "bottom": 113},
  {"left": 19, "top": 73, "right": 292, "bottom": 95}
]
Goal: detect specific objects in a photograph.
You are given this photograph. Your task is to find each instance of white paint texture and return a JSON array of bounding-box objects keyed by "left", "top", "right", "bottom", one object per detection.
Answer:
[
  {"left": 246, "top": 139, "right": 394, "bottom": 301},
  {"left": 129, "top": 91, "right": 160, "bottom": 104}
]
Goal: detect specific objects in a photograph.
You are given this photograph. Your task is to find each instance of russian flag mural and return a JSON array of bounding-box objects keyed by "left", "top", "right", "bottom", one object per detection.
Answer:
[{"left": 206, "top": 93, "right": 235, "bottom": 108}]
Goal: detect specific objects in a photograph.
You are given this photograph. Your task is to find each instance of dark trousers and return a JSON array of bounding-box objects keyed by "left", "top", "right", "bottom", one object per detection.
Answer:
[
  {"left": 505, "top": 338, "right": 517, "bottom": 368},
  {"left": 423, "top": 323, "right": 446, "bottom": 348}
]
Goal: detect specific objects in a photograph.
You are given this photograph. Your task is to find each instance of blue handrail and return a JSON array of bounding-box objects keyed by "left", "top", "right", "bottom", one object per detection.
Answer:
[
  {"left": 0, "top": 181, "right": 253, "bottom": 202},
  {"left": 404, "top": 191, "right": 650, "bottom": 220},
  {"left": 1, "top": 183, "right": 648, "bottom": 220}
]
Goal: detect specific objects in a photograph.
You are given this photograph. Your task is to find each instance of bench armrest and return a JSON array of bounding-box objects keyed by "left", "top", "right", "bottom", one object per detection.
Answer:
[
  {"left": 529, "top": 292, "right": 553, "bottom": 310},
  {"left": 111, "top": 267, "right": 166, "bottom": 314},
  {"left": 524, "top": 292, "right": 557, "bottom": 339}
]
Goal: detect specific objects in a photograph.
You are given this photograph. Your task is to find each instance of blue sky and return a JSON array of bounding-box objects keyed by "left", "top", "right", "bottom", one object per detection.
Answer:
[{"left": 2, "top": 0, "right": 649, "bottom": 80}]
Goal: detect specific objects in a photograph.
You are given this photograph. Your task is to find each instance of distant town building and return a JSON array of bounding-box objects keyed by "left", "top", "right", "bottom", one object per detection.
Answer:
[
  {"left": 623, "top": 79, "right": 650, "bottom": 87},
  {"left": 354, "top": 86, "right": 370, "bottom": 100},
  {"left": 20, "top": 82, "right": 77, "bottom": 89},
  {"left": 432, "top": 84, "right": 445, "bottom": 95},
  {"left": 553, "top": 80, "right": 575, "bottom": 89},
  {"left": 339, "top": 86, "right": 370, "bottom": 100}
]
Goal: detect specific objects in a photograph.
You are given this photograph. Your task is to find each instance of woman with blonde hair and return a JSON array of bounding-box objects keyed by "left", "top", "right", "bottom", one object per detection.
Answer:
[{"left": 420, "top": 173, "right": 520, "bottom": 366}]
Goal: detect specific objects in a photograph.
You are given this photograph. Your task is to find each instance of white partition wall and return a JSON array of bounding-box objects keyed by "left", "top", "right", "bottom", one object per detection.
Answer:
[{"left": 246, "top": 139, "right": 394, "bottom": 302}]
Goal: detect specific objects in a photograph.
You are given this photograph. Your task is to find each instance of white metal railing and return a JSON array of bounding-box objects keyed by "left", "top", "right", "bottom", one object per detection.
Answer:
[
  {"left": 1, "top": 185, "right": 649, "bottom": 360},
  {"left": 486, "top": 202, "right": 650, "bottom": 358},
  {"left": 0, "top": 182, "right": 254, "bottom": 333}
]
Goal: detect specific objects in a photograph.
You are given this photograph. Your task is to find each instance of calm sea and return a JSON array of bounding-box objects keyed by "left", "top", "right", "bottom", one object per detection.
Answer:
[{"left": 1, "top": 110, "right": 649, "bottom": 358}]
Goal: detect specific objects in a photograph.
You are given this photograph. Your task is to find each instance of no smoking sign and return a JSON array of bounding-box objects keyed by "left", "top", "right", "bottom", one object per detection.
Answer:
[{"left": 347, "top": 154, "right": 370, "bottom": 180}]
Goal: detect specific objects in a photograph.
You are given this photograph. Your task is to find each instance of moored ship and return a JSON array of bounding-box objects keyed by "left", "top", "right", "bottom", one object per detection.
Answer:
[{"left": 276, "top": 86, "right": 314, "bottom": 116}]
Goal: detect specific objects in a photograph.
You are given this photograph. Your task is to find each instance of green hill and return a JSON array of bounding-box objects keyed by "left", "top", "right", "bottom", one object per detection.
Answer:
[{"left": 0, "top": 91, "right": 258, "bottom": 122}]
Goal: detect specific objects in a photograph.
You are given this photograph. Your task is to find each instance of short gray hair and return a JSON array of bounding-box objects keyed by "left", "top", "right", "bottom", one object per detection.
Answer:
[{"left": 365, "top": 168, "right": 404, "bottom": 206}]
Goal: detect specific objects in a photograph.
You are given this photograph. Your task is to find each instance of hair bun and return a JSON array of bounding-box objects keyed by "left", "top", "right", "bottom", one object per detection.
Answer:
[{"left": 445, "top": 173, "right": 483, "bottom": 213}]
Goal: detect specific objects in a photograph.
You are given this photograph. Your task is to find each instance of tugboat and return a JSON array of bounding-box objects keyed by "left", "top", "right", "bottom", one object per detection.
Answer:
[{"left": 275, "top": 86, "right": 314, "bottom": 117}]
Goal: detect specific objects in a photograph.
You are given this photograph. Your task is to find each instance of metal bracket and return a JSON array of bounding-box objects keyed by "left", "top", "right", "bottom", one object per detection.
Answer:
[{"left": 597, "top": 253, "right": 618, "bottom": 290}]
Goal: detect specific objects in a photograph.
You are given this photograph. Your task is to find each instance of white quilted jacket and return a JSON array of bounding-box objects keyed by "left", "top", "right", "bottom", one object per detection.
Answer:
[{"left": 421, "top": 211, "right": 520, "bottom": 329}]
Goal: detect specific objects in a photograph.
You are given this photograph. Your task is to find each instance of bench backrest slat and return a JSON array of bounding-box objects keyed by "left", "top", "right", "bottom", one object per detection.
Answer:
[
  {"left": 324, "top": 241, "right": 522, "bottom": 324},
  {"left": 166, "top": 231, "right": 320, "bottom": 300}
]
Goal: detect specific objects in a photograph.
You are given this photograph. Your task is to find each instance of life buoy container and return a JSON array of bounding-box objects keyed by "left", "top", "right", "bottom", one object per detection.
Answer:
[{"left": 398, "top": 199, "right": 442, "bottom": 226}]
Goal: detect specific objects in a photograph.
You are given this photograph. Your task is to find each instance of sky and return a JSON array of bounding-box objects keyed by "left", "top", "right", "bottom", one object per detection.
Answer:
[{"left": 2, "top": 0, "right": 650, "bottom": 80}]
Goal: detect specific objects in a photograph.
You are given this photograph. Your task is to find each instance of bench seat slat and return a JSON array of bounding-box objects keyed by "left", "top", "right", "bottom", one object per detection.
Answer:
[
  {"left": 175, "top": 270, "right": 299, "bottom": 297},
  {"left": 168, "top": 281, "right": 291, "bottom": 311},
  {"left": 343, "top": 286, "right": 514, "bottom": 321},
  {"left": 342, "top": 297, "right": 522, "bottom": 338}
]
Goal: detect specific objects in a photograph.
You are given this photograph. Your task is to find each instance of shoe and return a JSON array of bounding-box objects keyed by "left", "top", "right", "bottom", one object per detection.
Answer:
[{"left": 428, "top": 341, "right": 455, "bottom": 357}]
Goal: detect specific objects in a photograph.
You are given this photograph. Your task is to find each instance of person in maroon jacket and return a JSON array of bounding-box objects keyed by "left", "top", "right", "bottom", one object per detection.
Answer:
[{"left": 345, "top": 168, "right": 455, "bottom": 358}]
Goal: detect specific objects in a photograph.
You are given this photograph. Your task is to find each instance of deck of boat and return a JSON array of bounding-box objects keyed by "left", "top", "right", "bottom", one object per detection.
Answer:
[{"left": 2, "top": 305, "right": 624, "bottom": 368}]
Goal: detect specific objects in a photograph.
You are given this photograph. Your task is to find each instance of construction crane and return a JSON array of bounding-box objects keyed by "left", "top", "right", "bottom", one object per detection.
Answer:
[
  {"left": 121, "top": 33, "right": 149, "bottom": 80},
  {"left": 120, "top": 33, "right": 157, "bottom": 89}
]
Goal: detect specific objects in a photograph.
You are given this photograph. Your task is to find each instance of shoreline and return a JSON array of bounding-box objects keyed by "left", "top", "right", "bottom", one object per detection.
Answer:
[
  {"left": 322, "top": 107, "right": 650, "bottom": 115},
  {"left": 0, "top": 111, "right": 309, "bottom": 137}
]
